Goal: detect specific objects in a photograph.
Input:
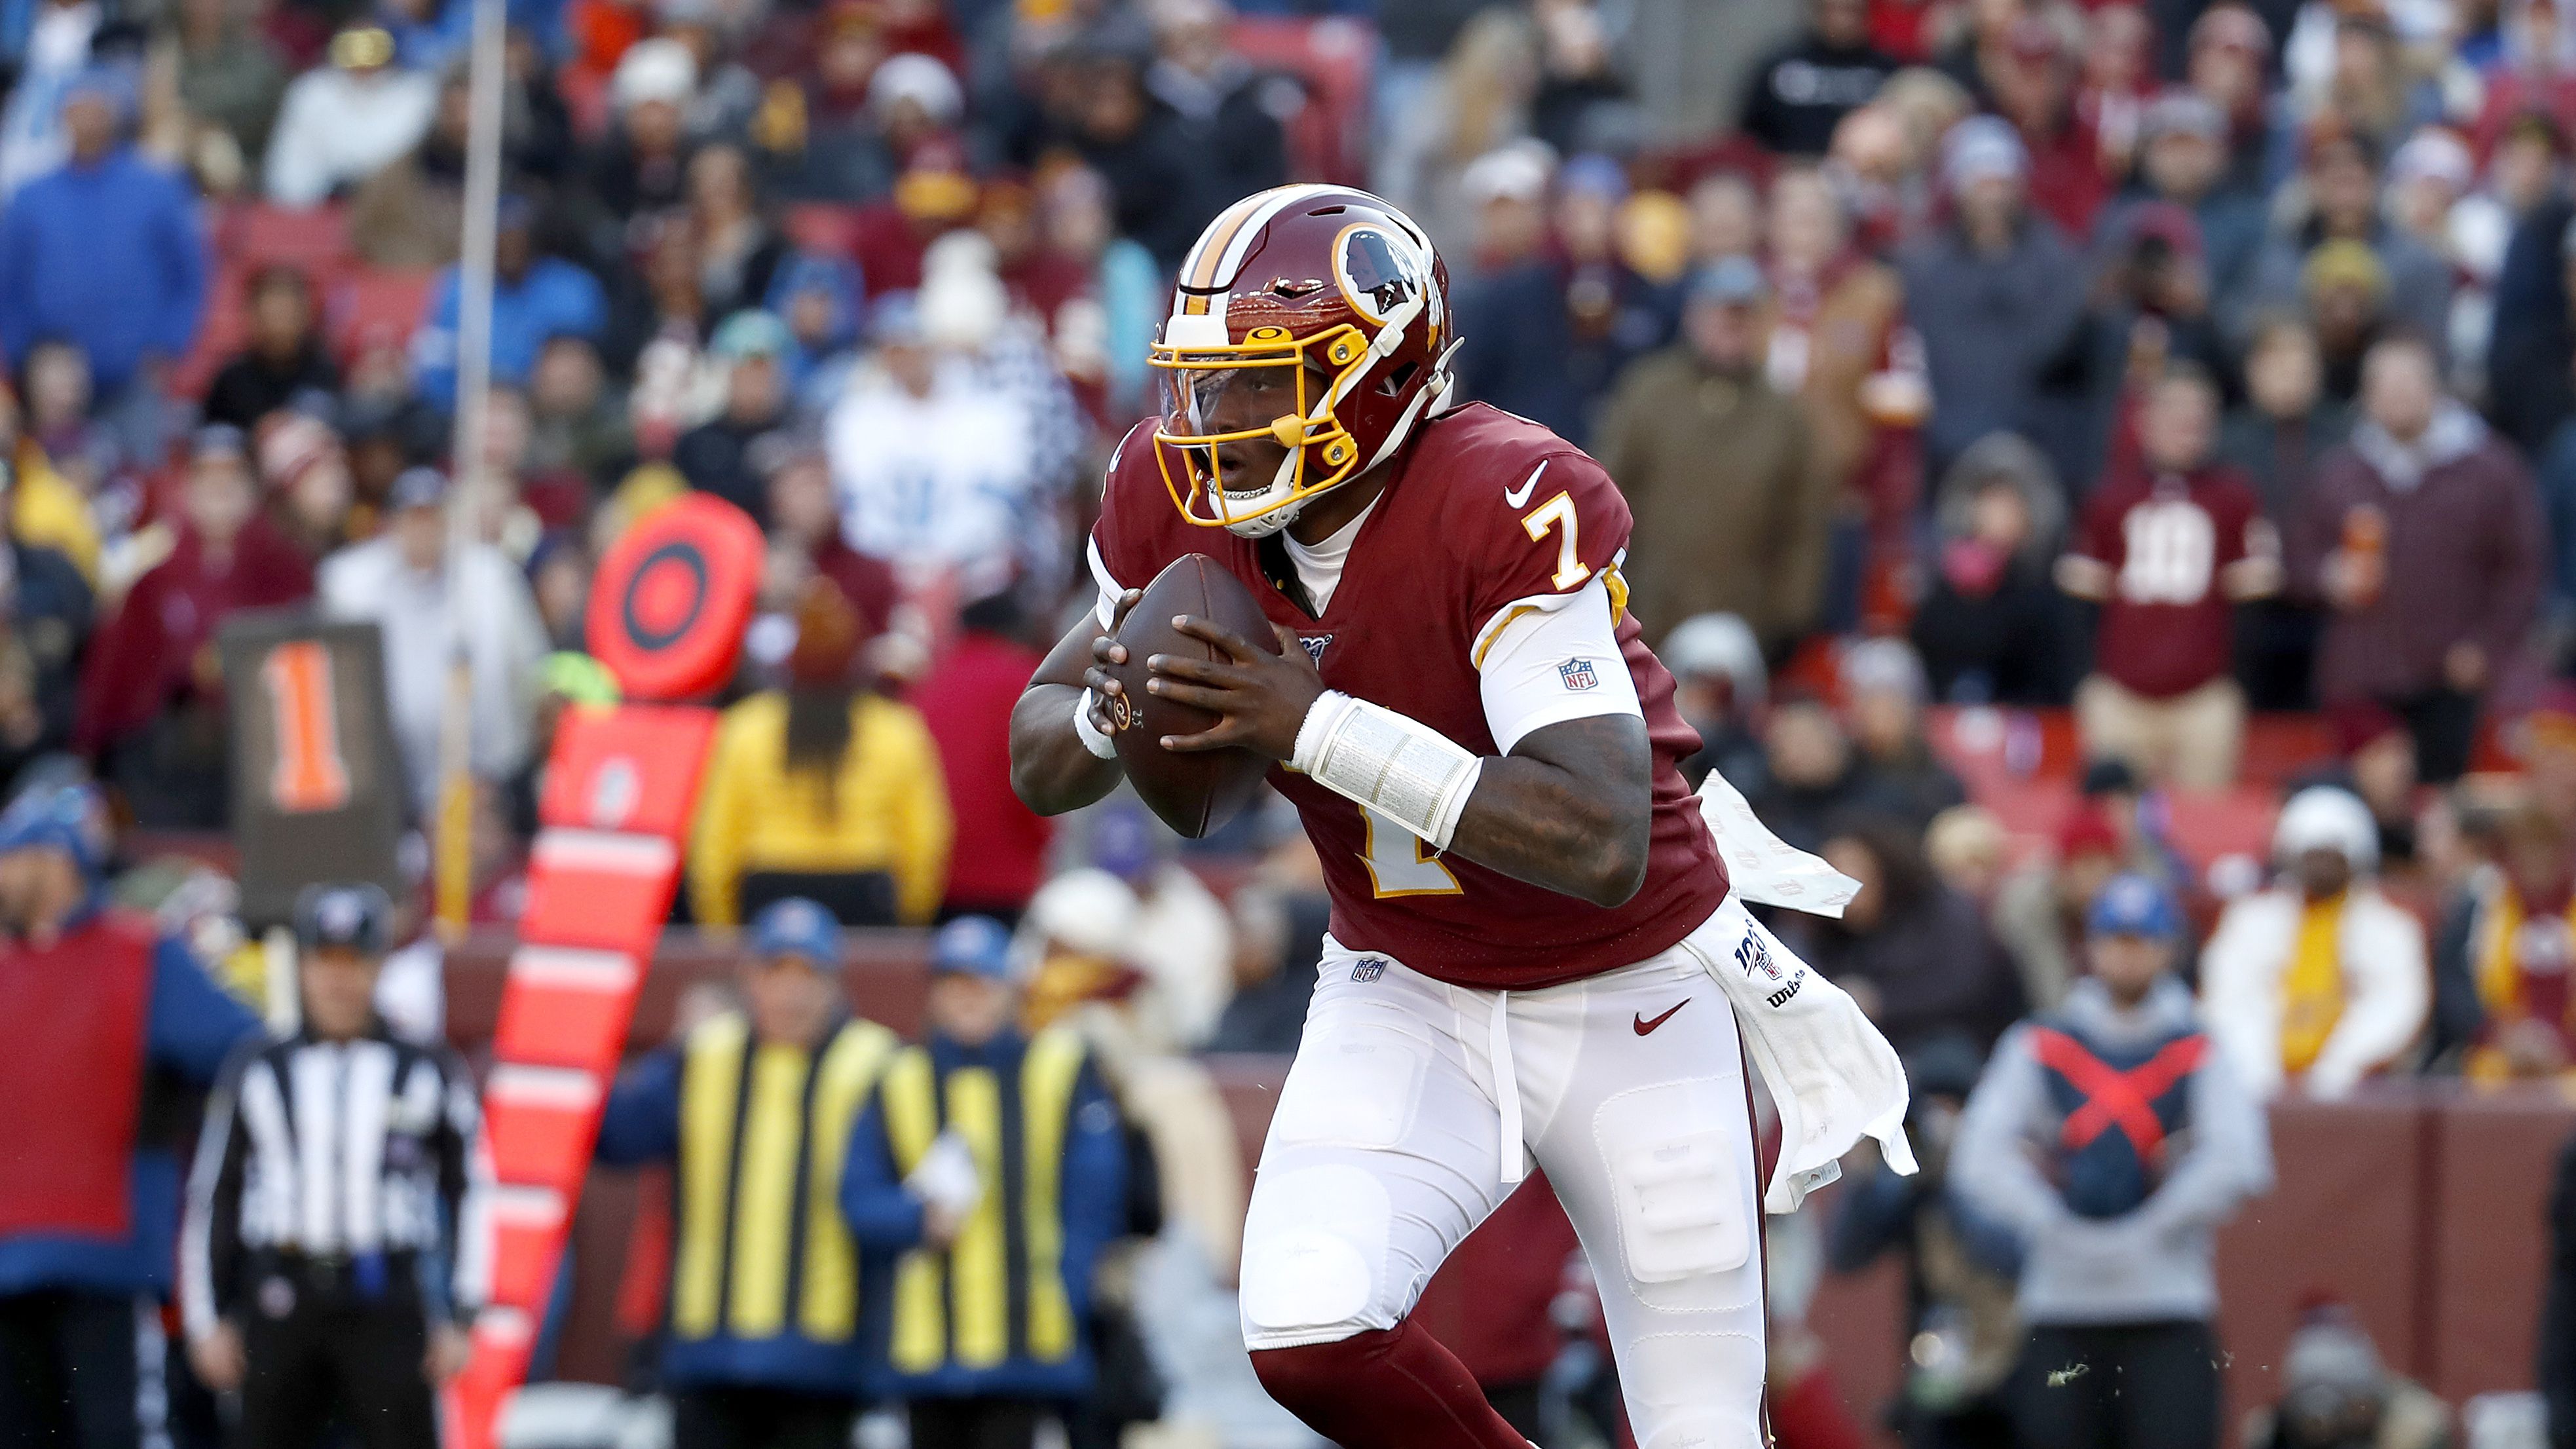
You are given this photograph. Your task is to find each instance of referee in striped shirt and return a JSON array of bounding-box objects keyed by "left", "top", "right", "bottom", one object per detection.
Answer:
[{"left": 178, "top": 884, "right": 485, "bottom": 1449}]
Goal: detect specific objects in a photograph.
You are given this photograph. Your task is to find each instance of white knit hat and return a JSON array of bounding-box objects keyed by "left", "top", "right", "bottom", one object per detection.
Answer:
[{"left": 2273, "top": 785, "right": 2378, "bottom": 873}]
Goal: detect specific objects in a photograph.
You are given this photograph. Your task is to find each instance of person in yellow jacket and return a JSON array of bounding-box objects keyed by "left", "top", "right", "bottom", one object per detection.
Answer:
[
  {"left": 690, "top": 578, "right": 952, "bottom": 928},
  {"left": 595, "top": 898, "right": 901, "bottom": 1448}
]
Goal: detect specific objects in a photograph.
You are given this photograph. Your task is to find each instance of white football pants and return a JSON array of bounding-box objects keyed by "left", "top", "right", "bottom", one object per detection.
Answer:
[{"left": 1237, "top": 895, "right": 1777, "bottom": 1449}]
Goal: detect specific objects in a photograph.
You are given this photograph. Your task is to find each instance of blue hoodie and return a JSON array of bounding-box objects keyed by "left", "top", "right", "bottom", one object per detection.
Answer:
[
  {"left": 411, "top": 255, "right": 607, "bottom": 409},
  {"left": 0, "top": 145, "right": 207, "bottom": 393},
  {"left": 763, "top": 250, "right": 864, "bottom": 417}
]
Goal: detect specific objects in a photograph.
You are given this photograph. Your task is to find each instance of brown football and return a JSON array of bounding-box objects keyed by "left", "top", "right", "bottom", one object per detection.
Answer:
[{"left": 1106, "top": 554, "right": 1283, "bottom": 838}]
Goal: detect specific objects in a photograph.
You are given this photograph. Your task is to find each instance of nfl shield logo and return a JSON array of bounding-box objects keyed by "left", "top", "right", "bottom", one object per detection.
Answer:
[
  {"left": 1350, "top": 957, "right": 1387, "bottom": 983},
  {"left": 1558, "top": 658, "right": 1599, "bottom": 692}
]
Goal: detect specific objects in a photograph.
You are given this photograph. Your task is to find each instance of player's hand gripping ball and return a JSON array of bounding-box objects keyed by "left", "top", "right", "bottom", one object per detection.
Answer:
[{"left": 1085, "top": 554, "right": 1316, "bottom": 837}]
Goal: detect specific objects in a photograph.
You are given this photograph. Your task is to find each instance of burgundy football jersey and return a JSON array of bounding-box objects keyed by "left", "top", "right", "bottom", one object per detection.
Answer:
[
  {"left": 1091, "top": 402, "right": 1731, "bottom": 989},
  {"left": 2067, "top": 463, "right": 2273, "bottom": 699}
]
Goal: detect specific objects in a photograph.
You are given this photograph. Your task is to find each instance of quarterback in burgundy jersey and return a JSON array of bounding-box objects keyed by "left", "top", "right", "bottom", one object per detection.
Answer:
[{"left": 1009, "top": 184, "right": 1880, "bottom": 1449}]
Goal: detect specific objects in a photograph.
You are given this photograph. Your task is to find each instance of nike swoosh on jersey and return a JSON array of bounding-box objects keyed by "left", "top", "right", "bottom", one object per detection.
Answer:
[
  {"left": 1503, "top": 460, "right": 1548, "bottom": 509},
  {"left": 1632, "top": 1000, "right": 1688, "bottom": 1036}
]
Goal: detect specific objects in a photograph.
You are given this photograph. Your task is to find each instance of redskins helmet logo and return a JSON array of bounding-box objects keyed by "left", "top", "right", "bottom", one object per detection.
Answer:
[{"left": 1334, "top": 223, "right": 1436, "bottom": 331}]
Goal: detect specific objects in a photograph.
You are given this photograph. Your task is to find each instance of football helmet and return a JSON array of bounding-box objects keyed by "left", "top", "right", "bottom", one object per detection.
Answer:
[{"left": 1151, "top": 184, "right": 1455, "bottom": 537}]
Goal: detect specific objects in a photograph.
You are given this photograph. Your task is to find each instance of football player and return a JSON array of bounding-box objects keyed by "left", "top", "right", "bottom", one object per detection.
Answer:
[{"left": 1009, "top": 184, "right": 1894, "bottom": 1449}]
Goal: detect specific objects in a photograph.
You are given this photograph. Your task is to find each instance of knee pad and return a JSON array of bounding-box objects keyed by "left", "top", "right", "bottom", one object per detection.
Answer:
[
  {"left": 1239, "top": 1163, "right": 1392, "bottom": 1346},
  {"left": 1592, "top": 1076, "right": 1758, "bottom": 1313}
]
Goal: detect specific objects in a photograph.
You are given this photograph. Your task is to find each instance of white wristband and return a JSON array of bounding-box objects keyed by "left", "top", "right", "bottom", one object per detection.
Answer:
[
  {"left": 1073, "top": 688, "right": 1119, "bottom": 760},
  {"left": 1292, "top": 690, "right": 1482, "bottom": 851}
]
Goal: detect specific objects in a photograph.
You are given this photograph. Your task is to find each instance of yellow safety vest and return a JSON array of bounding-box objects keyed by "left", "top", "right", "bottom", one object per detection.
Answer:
[
  {"left": 672, "top": 1012, "right": 899, "bottom": 1344},
  {"left": 879, "top": 1026, "right": 1090, "bottom": 1374}
]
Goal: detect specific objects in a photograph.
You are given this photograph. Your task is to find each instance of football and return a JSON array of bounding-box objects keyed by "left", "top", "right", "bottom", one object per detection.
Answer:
[{"left": 1106, "top": 554, "right": 1282, "bottom": 838}]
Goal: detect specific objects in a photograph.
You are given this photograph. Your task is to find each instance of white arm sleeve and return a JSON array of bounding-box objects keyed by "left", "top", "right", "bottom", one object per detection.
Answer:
[
  {"left": 1087, "top": 535, "right": 1124, "bottom": 629},
  {"left": 1475, "top": 578, "right": 1643, "bottom": 754}
]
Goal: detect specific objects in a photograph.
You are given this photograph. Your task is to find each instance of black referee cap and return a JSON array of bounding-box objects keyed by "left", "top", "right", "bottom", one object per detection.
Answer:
[{"left": 294, "top": 882, "right": 393, "bottom": 956}]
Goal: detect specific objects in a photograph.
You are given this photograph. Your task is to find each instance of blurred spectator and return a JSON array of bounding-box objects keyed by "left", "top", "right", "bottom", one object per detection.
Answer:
[
  {"left": 586, "top": 35, "right": 696, "bottom": 223},
  {"left": 1552, "top": 156, "right": 1683, "bottom": 431},
  {"left": 1925, "top": 803, "right": 2009, "bottom": 905},
  {"left": 689, "top": 575, "right": 951, "bottom": 928},
  {"left": 840, "top": 915, "right": 1127, "bottom": 1449},
  {"left": 2059, "top": 366, "right": 2280, "bottom": 789},
  {"left": 2182, "top": 7, "right": 2280, "bottom": 189},
  {"left": 2240, "top": 1302, "right": 2452, "bottom": 1449},
  {"left": 764, "top": 250, "right": 867, "bottom": 421},
  {"left": 689, "top": 143, "right": 787, "bottom": 321},
  {"left": 0, "top": 784, "right": 258, "bottom": 1449},
  {"left": 593, "top": 898, "right": 900, "bottom": 1449},
  {"left": 1840, "top": 637, "right": 1966, "bottom": 827},
  {"left": 2433, "top": 798, "right": 2576, "bottom": 1078},
  {"left": 1778, "top": 815, "right": 2026, "bottom": 1055},
  {"left": 0, "top": 0, "right": 100, "bottom": 198},
  {"left": 761, "top": 442, "right": 895, "bottom": 646},
  {"left": 523, "top": 334, "right": 631, "bottom": 487},
  {"left": 1993, "top": 806, "right": 2128, "bottom": 1013},
  {"left": 2222, "top": 316, "right": 2346, "bottom": 709},
  {"left": 2294, "top": 701, "right": 2427, "bottom": 884},
  {"left": 2202, "top": 786, "right": 2430, "bottom": 1099},
  {"left": 1146, "top": 0, "right": 1290, "bottom": 215},
  {"left": 1065, "top": 39, "right": 1207, "bottom": 274},
  {"left": 200, "top": 267, "right": 338, "bottom": 434},
  {"left": 2247, "top": 133, "right": 2453, "bottom": 358},
  {"left": 163, "top": 0, "right": 290, "bottom": 181},
  {"left": 827, "top": 292, "right": 1051, "bottom": 592},
  {"left": 913, "top": 590, "right": 1053, "bottom": 924},
  {"left": 2292, "top": 337, "right": 2543, "bottom": 783},
  {"left": 317, "top": 466, "right": 546, "bottom": 816},
  {"left": 261, "top": 26, "right": 435, "bottom": 207},
  {"left": 1741, "top": 0, "right": 1895, "bottom": 156},
  {"left": 1911, "top": 432, "right": 2080, "bottom": 706},
  {"left": 346, "top": 69, "right": 475, "bottom": 269},
  {"left": 411, "top": 197, "right": 609, "bottom": 409},
  {"left": 1897, "top": 117, "right": 2087, "bottom": 481},
  {"left": 77, "top": 428, "right": 311, "bottom": 827},
  {"left": 0, "top": 386, "right": 100, "bottom": 587},
  {"left": 1085, "top": 801, "right": 1234, "bottom": 1052},
  {"left": 2482, "top": 143, "right": 2576, "bottom": 453},
  {"left": 1208, "top": 880, "right": 1329, "bottom": 1057},
  {"left": 1826, "top": 1036, "right": 2021, "bottom": 1449},
  {"left": 675, "top": 310, "right": 794, "bottom": 523},
  {"left": 0, "top": 593, "right": 87, "bottom": 799},
  {"left": 1661, "top": 611, "right": 1770, "bottom": 789},
  {"left": 1451, "top": 143, "right": 1582, "bottom": 442},
  {"left": 1953, "top": 873, "right": 2272, "bottom": 1449},
  {"left": 1599, "top": 257, "right": 1832, "bottom": 653},
  {"left": 251, "top": 409, "right": 355, "bottom": 567},
  {"left": 1039, "top": 164, "right": 1161, "bottom": 424},
  {"left": 1761, "top": 165, "right": 1924, "bottom": 605},
  {"left": 1379, "top": 9, "right": 1540, "bottom": 255},
  {"left": 2119, "top": 92, "right": 2268, "bottom": 320},
  {"left": 1748, "top": 692, "right": 1877, "bottom": 852},
  {"left": 1985, "top": 14, "right": 2108, "bottom": 240},
  {"left": 0, "top": 68, "right": 206, "bottom": 426}
]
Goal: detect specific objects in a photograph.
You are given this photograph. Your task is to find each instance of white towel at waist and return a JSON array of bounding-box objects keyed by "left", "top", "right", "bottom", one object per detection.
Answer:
[{"left": 1693, "top": 769, "right": 1918, "bottom": 1213}]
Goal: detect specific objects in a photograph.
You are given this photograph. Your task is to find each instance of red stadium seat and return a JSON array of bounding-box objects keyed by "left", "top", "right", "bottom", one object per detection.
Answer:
[
  {"left": 225, "top": 202, "right": 354, "bottom": 278},
  {"left": 2161, "top": 787, "right": 2282, "bottom": 871},
  {"left": 2239, "top": 713, "right": 2338, "bottom": 789}
]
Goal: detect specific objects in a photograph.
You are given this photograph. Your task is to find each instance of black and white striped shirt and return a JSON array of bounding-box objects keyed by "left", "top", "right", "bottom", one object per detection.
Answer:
[{"left": 180, "top": 1028, "right": 488, "bottom": 1339}]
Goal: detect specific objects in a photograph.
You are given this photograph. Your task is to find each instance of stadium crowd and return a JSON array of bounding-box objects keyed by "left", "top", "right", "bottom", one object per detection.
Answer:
[{"left": 5, "top": 0, "right": 2576, "bottom": 1441}]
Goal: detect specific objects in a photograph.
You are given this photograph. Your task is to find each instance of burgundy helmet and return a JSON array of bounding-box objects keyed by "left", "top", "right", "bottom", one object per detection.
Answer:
[{"left": 1151, "top": 184, "right": 1455, "bottom": 536}]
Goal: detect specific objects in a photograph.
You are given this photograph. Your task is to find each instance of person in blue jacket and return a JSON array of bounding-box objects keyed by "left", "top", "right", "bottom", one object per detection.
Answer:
[
  {"left": 0, "top": 781, "right": 259, "bottom": 1449},
  {"left": 0, "top": 66, "right": 208, "bottom": 426},
  {"left": 595, "top": 897, "right": 900, "bottom": 1449},
  {"left": 410, "top": 195, "right": 606, "bottom": 409},
  {"left": 840, "top": 916, "right": 1127, "bottom": 1449}
]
